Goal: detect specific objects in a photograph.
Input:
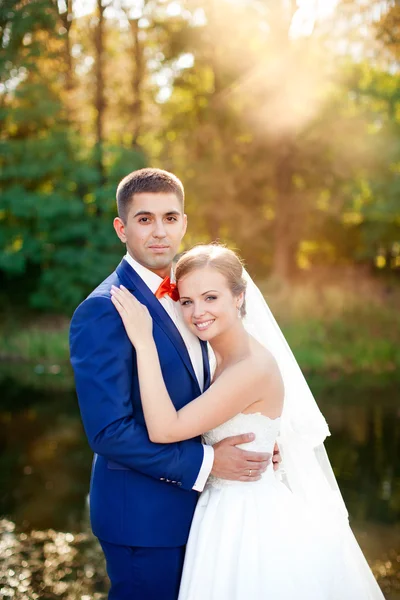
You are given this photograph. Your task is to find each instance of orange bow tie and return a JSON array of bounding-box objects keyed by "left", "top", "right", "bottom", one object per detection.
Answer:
[{"left": 155, "top": 276, "right": 180, "bottom": 302}]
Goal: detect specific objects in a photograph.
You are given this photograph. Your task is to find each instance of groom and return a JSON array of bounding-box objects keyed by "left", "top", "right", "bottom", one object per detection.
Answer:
[{"left": 70, "top": 168, "right": 278, "bottom": 600}]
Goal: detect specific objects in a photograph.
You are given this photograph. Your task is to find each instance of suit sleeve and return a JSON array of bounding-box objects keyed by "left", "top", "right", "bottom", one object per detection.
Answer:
[{"left": 69, "top": 294, "right": 204, "bottom": 491}]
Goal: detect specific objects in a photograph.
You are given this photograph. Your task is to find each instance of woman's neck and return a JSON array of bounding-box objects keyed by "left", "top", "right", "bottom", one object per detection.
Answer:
[{"left": 209, "top": 320, "right": 250, "bottom": 373}]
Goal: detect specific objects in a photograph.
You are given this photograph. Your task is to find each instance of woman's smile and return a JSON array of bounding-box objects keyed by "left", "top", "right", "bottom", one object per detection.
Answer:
[{"left": 193, "top": 319, "right": 215, "bottom": 332}]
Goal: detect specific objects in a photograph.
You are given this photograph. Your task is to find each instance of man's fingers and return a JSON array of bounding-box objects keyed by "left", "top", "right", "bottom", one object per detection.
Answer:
[
  {"left": 239, "top": 450, "right": 272, "bottom": 463},
  {"left": 245, "top": 459, "right": 270, "bottom": 470},
  {"left": 240, "top": 461, "right": 269, "bottom": 477},
  {"left": 246, "top": 459, "right": 270, "bottom": 473},
  {"left": 223, "top": 433, "right": 256, "bottom": 446}
]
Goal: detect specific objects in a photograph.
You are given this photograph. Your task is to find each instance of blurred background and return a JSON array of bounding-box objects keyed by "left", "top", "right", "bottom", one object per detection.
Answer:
[{"left": 0, "top": 0, "right": 399, "bottom": 598}]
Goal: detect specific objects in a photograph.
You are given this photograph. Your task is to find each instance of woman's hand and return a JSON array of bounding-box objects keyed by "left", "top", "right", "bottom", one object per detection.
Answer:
[{"left": 111, "top": 285, "right": 153, "bottom": 349}]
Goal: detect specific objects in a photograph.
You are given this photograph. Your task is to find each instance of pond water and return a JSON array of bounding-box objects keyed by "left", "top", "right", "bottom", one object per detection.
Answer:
[{"left": 0, "top": 363, "right": 399, "bottom": 599}]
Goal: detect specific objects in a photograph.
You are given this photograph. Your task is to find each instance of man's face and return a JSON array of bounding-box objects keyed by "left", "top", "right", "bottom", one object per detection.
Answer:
[{"left": 114, "top": 192, "right": 187, "bottom": 277}]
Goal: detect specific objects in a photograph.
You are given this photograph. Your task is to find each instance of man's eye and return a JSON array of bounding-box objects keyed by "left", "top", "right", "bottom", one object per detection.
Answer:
[
  {"left": 139, "top": 217, "right": 151, "bottom": 223},
  {"left": 166, "top": 216, "right": 178, "bottom": 222}
]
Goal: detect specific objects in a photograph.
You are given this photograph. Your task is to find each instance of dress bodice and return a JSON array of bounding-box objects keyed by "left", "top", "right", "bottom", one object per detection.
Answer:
[{"left": 203, "top": 413, "right": 281, "bottom": 489}]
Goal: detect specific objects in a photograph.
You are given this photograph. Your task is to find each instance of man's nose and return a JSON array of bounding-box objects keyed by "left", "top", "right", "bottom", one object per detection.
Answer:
[{"left": 153, "top": 220, "right": 167, "bottom": 238}]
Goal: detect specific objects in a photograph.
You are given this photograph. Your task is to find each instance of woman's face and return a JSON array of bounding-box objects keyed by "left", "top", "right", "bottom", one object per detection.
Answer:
[{"left": 178, "top": 266, "right": 242, "bottom": 341}]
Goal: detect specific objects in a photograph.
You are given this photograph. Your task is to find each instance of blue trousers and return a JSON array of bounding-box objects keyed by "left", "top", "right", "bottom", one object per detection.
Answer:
[{"left": 99, "top": 538, "right": 186, "bottom": 600}]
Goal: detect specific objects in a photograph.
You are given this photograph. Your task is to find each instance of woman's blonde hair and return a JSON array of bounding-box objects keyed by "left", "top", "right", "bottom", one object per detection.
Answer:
[{"left": 175, "top": 244, "right": 247, "bottom": 317}]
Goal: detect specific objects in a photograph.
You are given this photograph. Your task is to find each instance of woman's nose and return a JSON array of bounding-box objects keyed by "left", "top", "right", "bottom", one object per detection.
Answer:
[{"left": 193, "top": 303, "right": 206, "bottom": 319}]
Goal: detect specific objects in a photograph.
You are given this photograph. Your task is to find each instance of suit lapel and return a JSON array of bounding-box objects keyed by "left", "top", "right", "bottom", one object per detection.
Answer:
[
  {"left": 200, "top": 341, "right": 211, "bottom": 391},
  {"left": 116, "top": 260, "right": 201, "bottom": 393}
]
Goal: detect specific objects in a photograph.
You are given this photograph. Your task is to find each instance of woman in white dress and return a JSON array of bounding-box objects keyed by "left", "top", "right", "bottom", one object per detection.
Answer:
[{"left": 111, "top": 243, "right": 385, "bottom": 600}]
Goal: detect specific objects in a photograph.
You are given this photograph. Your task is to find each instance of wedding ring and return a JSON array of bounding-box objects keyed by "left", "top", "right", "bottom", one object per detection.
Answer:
[{"left": 249, "top": 469, "right": 252, "bottom": 477}]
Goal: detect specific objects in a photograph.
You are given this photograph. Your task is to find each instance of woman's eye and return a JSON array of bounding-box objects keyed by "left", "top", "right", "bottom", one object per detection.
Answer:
[
  {"left": 180, "top": 300, "right": 192, "bottom": 306},
  {"left": 206, "top": 296, "right": 217, "bottom": 301}
]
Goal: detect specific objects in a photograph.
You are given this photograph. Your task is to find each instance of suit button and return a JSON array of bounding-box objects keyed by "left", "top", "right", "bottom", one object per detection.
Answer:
[
  {"left": 177, "top": 482, "right": 182, "bottom": 487},
  {"left": 171, "top": 480, "right": 177, "bottom": 484},
  {"left": 166, "top": 479, "right": 171, "bottom": 483},
  {"left": 160, "top": 478, "right": 165, "bottom": 481}
]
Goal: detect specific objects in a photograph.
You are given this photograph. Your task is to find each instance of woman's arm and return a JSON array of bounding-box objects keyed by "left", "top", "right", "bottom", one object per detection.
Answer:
[
  {"left": 70, "top": 292, "right": 204, "bottom": 489},
  {"left": 111, "top": 285, "right": 267, "bottom": 443}
]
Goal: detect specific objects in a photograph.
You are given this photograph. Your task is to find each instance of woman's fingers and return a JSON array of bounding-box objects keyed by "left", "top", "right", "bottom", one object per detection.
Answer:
[
  {"left": 110, "top": 296, "right": 130, "bottom": 323},
  {"left": 111, "top": 285, "right": 134, "bottom": 307},
  {"left": 118, "top": 285, "right": 134, "bottom": 305},
  {"left": 110, "top": 291, "right": 125, "bottom": 311},
  {"left": 111, "top": 285, "right": 148, "bottom": 318},
  {"left": 110, "top": 288, "right": 125, "bottom": 307}
]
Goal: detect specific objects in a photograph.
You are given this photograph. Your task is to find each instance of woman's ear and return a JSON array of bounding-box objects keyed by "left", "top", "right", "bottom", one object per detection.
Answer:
[{"left": 236, "top": 291, "right": 244, "bottom": 310}]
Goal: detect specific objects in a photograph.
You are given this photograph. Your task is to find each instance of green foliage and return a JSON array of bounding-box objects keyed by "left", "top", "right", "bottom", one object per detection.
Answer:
[
  {"left": 0, "top": 0, "right": 399, "bottom": 314},
  {"left": 0, "top": 327, "right": 69, "bottom": 362},
  {"left": 0, "top": 79, "right": 145, "bottom": 312},
  {"left": 0, "top": 127, "right": 145, "bottom": 312},
  {"left": 264, "top": 277, "right": 400, "bottom": 374}
]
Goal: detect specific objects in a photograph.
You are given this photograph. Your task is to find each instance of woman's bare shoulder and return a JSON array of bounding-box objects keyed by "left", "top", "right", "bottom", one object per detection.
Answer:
[
  {"left": 231, "top": 342, "right": 278, "bottom": 388},
  {"left": 245, "top": 338, "right": 284, "bottom": 414},
  {"left": 249, "top": 337, "right": 280, "bottom": 373}
]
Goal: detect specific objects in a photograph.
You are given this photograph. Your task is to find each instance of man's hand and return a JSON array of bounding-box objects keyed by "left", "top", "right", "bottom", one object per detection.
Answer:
[
  {"left": 272, "top": 442, "right": 282, "bottom": 472},
  {"left": 211, "top": 433, "right": 271, "bottom": 482}
]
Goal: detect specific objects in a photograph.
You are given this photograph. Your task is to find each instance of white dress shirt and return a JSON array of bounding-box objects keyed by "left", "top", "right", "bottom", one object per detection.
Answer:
[{"left": 124, "top": 253, "right": 214, "bottom": 492}]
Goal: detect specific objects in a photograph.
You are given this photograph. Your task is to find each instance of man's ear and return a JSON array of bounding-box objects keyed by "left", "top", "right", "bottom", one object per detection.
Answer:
[
  {"left": 114, "top": 217, "right": 127, "bottom": 243},
  {"left": 182, "top": 213, "right": 188, "bottom": 237}
]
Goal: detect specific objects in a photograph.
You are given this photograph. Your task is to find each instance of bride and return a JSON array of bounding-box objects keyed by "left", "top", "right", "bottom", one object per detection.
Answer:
[{"left": 111, "top": 243, "right": 385, "bottom": 600}]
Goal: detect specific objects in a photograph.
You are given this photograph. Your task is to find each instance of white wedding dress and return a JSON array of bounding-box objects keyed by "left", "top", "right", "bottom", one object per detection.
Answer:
[{"left": 178, "top": 412, "right": 385, "bottom": 600}]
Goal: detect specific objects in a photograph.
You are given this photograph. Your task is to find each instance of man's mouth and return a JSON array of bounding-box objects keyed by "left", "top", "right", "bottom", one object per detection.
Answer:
[
  {"left": 148, "top": 245, "right": 170, "bottom": 252},
  {"left": 194, "top": 319, "right": 215, "bottom": 331}
]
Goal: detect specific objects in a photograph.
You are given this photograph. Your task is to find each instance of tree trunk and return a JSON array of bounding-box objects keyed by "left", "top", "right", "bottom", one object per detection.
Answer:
[
  {"left": 58, "top": 0, "right": 74, "bottom": 99},
  {"left": 272, "top": 142, "right": 296, "bottom": 280},
  {"left": 94, "top": 0, "right": 106, "bottom": 184},
  {"left": 129, "top": 17, "right": 144, "bottom": 149}
]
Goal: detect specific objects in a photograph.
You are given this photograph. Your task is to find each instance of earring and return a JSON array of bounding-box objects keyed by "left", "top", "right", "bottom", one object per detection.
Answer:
[{"left": 237, "top": 305, "right": 242, "bottom": 318}]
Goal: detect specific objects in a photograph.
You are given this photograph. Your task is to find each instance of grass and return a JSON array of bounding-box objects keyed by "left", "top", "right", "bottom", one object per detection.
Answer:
[
  {"left": 0, "top": 275, "right": 399, "bottom": 374},
  {"left": 0, "top": 327, "right": 70, "bottom": 363},
  {"left": 256, "top": 275, "right": 400, "bottom": 374}
]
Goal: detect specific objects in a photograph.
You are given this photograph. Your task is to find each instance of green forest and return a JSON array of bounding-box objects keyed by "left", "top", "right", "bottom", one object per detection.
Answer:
[{"left": 0, "top": 0, "right": 399, "bottom": 371}]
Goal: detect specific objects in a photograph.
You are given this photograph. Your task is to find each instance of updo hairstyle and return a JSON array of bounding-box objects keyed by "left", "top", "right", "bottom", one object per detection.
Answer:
[{"left": 175, "top": 244, "right": 247, "bottom": 318}]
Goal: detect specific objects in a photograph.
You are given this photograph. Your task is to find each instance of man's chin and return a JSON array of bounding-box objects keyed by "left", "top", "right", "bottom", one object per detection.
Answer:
[
  {"left": 126, "top": 248, "right": 175, "bottom": 273},
  {"left": 145, "top": 254, "right": 174, "bottom": 271}
]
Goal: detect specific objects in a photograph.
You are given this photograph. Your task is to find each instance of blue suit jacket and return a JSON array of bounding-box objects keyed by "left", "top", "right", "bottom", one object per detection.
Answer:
[{"left": 70, "top": 259, "right": 211, "bottom": 547}]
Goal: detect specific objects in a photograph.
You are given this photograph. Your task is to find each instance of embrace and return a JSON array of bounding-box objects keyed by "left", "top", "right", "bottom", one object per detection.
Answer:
[{"left": 70, "top": 168, "right": 384, "bottom": 599}]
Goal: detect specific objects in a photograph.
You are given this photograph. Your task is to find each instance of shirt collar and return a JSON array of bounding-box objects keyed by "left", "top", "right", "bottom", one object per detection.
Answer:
[{"left": 124, "top": 252, "right": 174, "bottom": 294}]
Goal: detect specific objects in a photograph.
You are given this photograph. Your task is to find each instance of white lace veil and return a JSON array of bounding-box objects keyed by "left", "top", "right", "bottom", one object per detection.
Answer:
[{"left": 242, "top": 270, "right": 349, "bottom": 520}]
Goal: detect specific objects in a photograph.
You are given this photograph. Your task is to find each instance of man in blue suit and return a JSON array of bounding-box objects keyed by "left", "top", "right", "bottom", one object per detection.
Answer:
[{"left": 70, "top": 168, "right": 275, "bottom": 600}]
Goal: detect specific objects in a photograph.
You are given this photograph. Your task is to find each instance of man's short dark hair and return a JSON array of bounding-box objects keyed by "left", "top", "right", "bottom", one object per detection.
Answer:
[{"left": 116, "top": 168, "right": 185, "bottom": 222}]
